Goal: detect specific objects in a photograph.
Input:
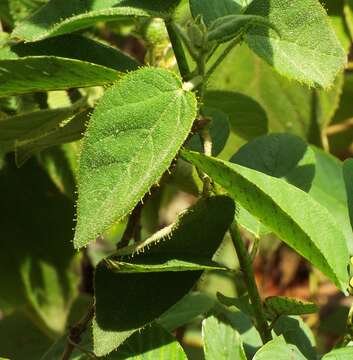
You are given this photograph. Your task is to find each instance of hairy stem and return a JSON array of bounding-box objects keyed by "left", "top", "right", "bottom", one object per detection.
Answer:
[
  {"left": 165, "top": 21, "right": 191, "bottom": 81},
  {"left": 229, "top": 221, "right": 272, "bottom": 344}
]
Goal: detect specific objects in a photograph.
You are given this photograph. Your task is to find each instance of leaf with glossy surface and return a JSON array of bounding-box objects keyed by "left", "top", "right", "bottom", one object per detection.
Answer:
[
  {"left": 204, "top": 91, "right": 268, "bottom": 140},
  {"left": 264, "top": 296, "right": 318, "bottom": 320},
  {"left": 202, "top": 315, "right": 247, "bottom": 360},
  {"left": 74, "top": 67, "right": 197, "bottom": 248},
  {"left": 343, "top": 159, "right": 353, "bottom": 230},
  {"left": 253, "top": 336, "right": 307, "bottom": 360},
  {"left": 93, "top": 196, "right": 234, "bottom": 356},
  {"left": 0, "top": 56, "right": 119, "bottom": 97},
  {"left": 245, "top": 0, "right": 346, "bottom": 88},
  {"left": 12, "top": 0, "right": 182, "bottom": 42},
  {"left": 182, "top": 150, "right": 350, "bottom": 290}
]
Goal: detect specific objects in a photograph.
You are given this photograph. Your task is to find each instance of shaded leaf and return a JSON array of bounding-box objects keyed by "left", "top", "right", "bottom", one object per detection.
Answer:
[
  {"left": 12, "top": 0, "right": 182, "bottom": 42},
  {"left": 74, "top": 67, "right": 197, "bottom": 248},
  {"left": 93, "top": 196, "right": 235, "bottom": 356},
  {"left": 0, "top": 158, "right": 79, "bottom": 333},
  {"left": 182, "top": 150, "right": 350, "bottom": 290},
  {"left": 10, "top": 34, "right": 139, "bottom": 72},
  {"left": 245, "top": 0, "right": 346, "bottom": 88},
  {"left": 0, "top": 56, "right": 119, "bottom": 97},
  {"left": 0, "top": 311, "right": 52, "bottom": 360},
  {"left": 204, "top": 91, "right": 268, "bottom": 140},
  {"left": 190, "top": 0, "right": 247, "bottom": 26},
  {"left": 202, "top": 315, "right": 247, "bottom": 360}
]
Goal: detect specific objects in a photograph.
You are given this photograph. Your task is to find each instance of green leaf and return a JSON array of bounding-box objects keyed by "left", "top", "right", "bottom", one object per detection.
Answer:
[
  {"left": 253, "top": 335, "right": 307, "bottom": 360},
  {"left": 186, "top": 107, "right": 230, "bottom": 156},
  {"left": 244, "top": 0, "right": 346, "bottom": 88},
  {"left": 9, "top": 0, "right": 48, "bottom": 23},
  {"left": 110, "top": 324, "right": 187, "bottom": 359},
  {"left": 0, "top": 101, "right": 85, "bottom": 152},
  {"left": 105, "top": 257, "right": 227, "bottom": 273},
  {"left": 12, "top": 0, "right": 182, "bottom": 42},
  {"left": 10, "top": 34, "right": 139, "bottom": 72},
  {"left": 343, "top": 159, "right": 353, "bottom": 230},
  {"left": 322, "top": 347, "right": 353, "bottom": 359},
  {"left": 157, "top": 292, "right": 216, "bottom": 331},
  {"left": 309, "top": 148, "right": 353, "bottom": 252},
  {"left": 0, "top": 311, "right": 52, "bottom": 360},
  {"left": 217, "top": 293, "right": 254, "bottom": 318},
  {"left": 273, "top": 316, "right": 317, "bottom": 360},
  {"left": 0, "top": 159, "right": 79, "bottom": 333},
  {"left": 209, "top": 44, "right": 344, "bottom": 140},
  {"left": 0, "top": 56, "right": 119, "bottom": 97},
  {"left": 208, "top": 14, "right": 279, "bottom": 44},
  {"left": 93, "top": 195, "right": 235, "bottom": 356},
  {"left": 190, "top": 0, "right": 247, "bottom": 26},
  {"left": 74, "top": 67, "right": 197, "bottom": 248},
  {"left": 264, "top": 296, "right": 318, "bottom": 320},
  {"left": 204, "top": 91, "right": 268, "bottom": 140},
  {"left": 181, "top": 150, "right": 350, "bottom": 290},
  {"left": 15, "top": 108, "right": 89, "bottom": 166},
  {"left": 202, "top": 315, "right": 247, "bottom": 360}
]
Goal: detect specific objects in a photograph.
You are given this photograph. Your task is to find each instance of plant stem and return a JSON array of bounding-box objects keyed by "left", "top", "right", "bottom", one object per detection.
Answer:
[
  {"left": 165, "top": 21, "right": 190, "bottom": 81},
  {"left": 200, "top": 127, "right": 213, "bottom": 196},
  {"left": 61, "top": 305, "right": 95, "bottom": 360},
  {"left": 229, "top": 221, "right": 272, "bottom": 344}
]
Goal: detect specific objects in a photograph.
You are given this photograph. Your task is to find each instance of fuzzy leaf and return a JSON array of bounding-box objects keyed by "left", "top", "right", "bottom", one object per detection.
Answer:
[
  {"left": 244, "top": 0, "right": 346, "bottom": 88},
  {"left": 202, "top": 315, "right": 247, "bottom": 360},
  {"left": 93, "top": 196, "right": 235, "bottom": 356},
  {"left": 12, "top": 0, "right": 182, "bottom": 42},
  {"left": 0, "top": 56, "right": 119, "bottom": 97},
  {"left": 74, "top": 67, "right": 197, "bottom": 248},
  {"left": 264, "top": 296, "right": 318, "bottom": 320},
  {"left": 182, "top": 150, "right": 350, "bottom": 290}
]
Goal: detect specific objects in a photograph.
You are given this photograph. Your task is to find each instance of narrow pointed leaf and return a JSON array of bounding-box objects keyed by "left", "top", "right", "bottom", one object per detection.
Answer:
[
  {"left": 245, "top": 0, "right": 346, "bottom": 88},
  {"left": 74, "top": 68, "right": 197, "bottom": 248},
  {"left": 12, "top": 0, "right": 182, "bottom": 42},
  {"left": 0, "top": 56, "right": 119, "bottom": 97},
  {"left": 182, "top": 150, "right": 349, "bottom": 290},
  {"left": 93, "top": 196, "right": 235, "bottom": 356}
]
